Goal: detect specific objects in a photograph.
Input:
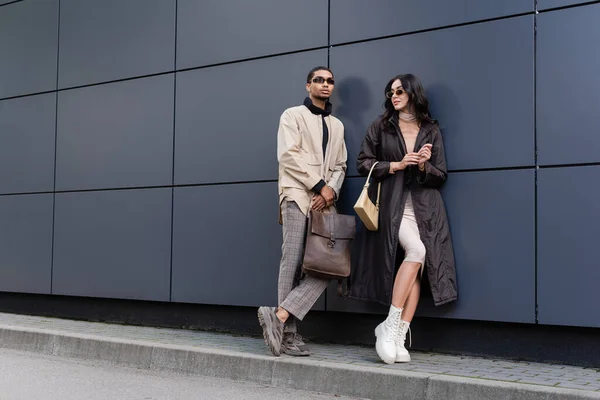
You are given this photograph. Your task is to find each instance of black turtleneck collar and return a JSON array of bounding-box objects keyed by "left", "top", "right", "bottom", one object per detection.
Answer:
[{"left": 303, "top": 97, "right": 332, "bottom": 116}]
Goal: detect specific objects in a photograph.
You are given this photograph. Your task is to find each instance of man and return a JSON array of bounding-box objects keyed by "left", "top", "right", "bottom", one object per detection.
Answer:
[{"left": 258, "top": 66, "right": 347, "bottom": 357}]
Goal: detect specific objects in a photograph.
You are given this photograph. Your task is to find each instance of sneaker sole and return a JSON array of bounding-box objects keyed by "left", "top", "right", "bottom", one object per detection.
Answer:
[
  {"left": 281, "top": 348, "right": 311, "bottom": 357},
  {"left": 257, "top": 308, "right": 281, "bottom": 357},
  {"left": 395, "top": 353, "right": 411, "bottom": 363}
]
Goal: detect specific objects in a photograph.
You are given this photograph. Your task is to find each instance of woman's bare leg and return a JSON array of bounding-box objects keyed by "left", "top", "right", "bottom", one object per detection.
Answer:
[
  {"left": 400, "top": 278, "right": 421, "bottom": 322},
  {"left": 391, "top": 261, "right": 421, "bottom": 309}
]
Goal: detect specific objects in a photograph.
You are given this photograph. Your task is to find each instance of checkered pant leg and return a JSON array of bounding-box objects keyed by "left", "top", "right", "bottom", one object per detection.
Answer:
[{"left": 278, "top": 200, "right": 328, "bottom": 322}]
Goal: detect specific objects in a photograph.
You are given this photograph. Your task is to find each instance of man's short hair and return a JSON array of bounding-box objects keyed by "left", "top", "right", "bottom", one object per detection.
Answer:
[{"left": 307, "top": 66, "right": 333, "bottom": 83}]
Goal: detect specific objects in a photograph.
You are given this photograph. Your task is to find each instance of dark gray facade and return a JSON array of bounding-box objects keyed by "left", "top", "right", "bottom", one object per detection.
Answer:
[{"left": 0, "top": 0, "right": 598, "bottom": 329}]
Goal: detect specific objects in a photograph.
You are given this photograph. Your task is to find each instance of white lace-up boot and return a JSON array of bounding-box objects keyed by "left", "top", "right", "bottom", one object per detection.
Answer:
[
  {"left": 395, "top": 319, "right": 411, "bottom": 362},
  {"left": 374, "top": 305, "right": 402, "bottom": 364}
]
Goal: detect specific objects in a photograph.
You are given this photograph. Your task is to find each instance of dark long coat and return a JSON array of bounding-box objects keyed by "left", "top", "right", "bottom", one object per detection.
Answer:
[{"left": 349, "top": 115, "right": 457, "bottom": 306}]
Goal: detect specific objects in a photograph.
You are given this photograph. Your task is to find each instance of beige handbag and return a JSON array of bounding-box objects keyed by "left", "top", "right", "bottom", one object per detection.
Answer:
[{"left": 353, "top": 161, "right": 381, "bottom": 231}]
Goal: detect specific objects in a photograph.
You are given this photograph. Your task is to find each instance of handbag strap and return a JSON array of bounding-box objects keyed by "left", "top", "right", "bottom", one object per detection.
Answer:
[
  {"left": 329, "top": 212, "right": 335, "bottom": 247},
  {"left": 366, "top": 162, "right": 382, "bottom": 208}
]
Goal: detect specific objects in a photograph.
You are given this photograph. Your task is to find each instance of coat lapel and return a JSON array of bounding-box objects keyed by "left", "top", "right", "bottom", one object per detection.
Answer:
[
  {"left": 414, "top": 121, "right": 434, "bottom": 150},
  {"left": 391, "top": 115, "right": 435, "bottom": 154},
  {"left": 389, "top": 116, "right": 407, "bottom": 156}
]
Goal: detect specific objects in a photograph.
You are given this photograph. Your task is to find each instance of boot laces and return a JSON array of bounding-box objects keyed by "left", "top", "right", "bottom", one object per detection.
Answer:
[
  {"left": 291, "top": 333, "right": 305, "bottom": 346},
  {"left": 396, "top": 321, "right": 412, "bottom": 348},
  {"left": 385, "top": 313, "right": 400, "bottom": 343}
]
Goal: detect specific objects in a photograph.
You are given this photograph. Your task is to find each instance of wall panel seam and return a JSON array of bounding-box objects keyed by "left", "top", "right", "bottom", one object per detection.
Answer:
[
  {"left": 169, "top": 0, "right": 178, "bottom": 303},
  {"left": 538, "top": 0, "right": 600, "bottom": 13},
  {"left": 50, "top": 0, "right": 61, "bottom": 295},
  {"left": 534, "top": 0, "right": 539, "bottom": 324},
  {"left": 330, "top": 11, "right": 535, "bottom": 48}
]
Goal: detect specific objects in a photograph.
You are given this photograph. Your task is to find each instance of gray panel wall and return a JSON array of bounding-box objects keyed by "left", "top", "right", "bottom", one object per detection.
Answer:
[
  {"left": 417, "top": 170, "right": 536, "bottom": 323},
  {"left": 0, "top": 94, "right": 56, "bottom": 194},
  {"left": 1, "top": 0, "right": 599, "bottom": 330},
  {"left": 537, "top": 0, "right": 593, "bottom": 10},
  {"left": 0, "top": 194, "right": 53, "bottom": 294},
  {"left": 53, "top": 189, "right": 172, "bottom": 301},
  {"left": 171, "top": 182, "right": 325, "bottom": 309},
  {"left": 175, "top": 50, "right": 327, "bottom": 185},
  {"left": 177, "top": 0, "right": 327, "bottom": 68},
  {"left": 331, "top": 16, "right": 534, "bottom": 174},
  {"left": 328, "top": 171, "right": 537, "bottom": 325},
  {"left": 172, "top": 183, "right": 279, "bottom": 306},
  {"left": 537, "top": 4, "right": 600, "bottom": 166},
  {"left": 537, "top": 167, "right": 600, "bottom": 327},
  {"left": 0, "top": 0, "right": 58, "bottom": 98},
  {"left": 58, "top": 0, "right": 176, "bottom": 88},
  {"left": 56, "top": 75, "right": 174, "bottom": 191},
  {"left": 535, "top": 2, "right": 600, "bottom": 328},
  {"left": 330, "top": 0, "right": 532, "bottom": 44}
]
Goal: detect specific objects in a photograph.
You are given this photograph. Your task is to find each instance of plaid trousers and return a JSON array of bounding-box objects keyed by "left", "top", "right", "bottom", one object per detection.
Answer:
[{"left": 278, "top": 200, "right": 328, "bottom": 332}]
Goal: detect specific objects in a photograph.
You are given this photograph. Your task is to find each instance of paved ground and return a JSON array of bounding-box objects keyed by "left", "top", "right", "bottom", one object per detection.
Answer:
[
  {"left": 0, "top": 347, "right": 364, "bottom": 400},
  {"left": 0, "top": 312, "right": 599, "bottom": 399}
]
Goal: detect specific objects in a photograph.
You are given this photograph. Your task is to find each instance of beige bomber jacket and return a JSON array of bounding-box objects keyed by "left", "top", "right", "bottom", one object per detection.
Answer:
[{"left": 277, "top": 104, "right": 347, "bottom": 222}]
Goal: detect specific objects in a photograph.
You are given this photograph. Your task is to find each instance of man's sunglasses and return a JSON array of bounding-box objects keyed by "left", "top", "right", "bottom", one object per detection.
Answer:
[
  {"left": 312, "top": 76, "right": 335, "bottom": 85},
  {"left": 386, "top": 88, "right": 406, "bottom": 99}
]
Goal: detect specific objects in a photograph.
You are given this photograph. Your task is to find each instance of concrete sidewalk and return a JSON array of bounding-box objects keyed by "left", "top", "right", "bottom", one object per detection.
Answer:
[{"left": 0, "top": 312, "right": 599, "bottom": 400}]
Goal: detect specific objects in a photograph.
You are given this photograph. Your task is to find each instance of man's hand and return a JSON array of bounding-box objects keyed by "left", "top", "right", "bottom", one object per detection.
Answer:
[
  {"left": 320, "top": 185, "right": 336, "bottom": 207},
  {"left": 311, "top": 194, "right": 326, "bottom": 211}
]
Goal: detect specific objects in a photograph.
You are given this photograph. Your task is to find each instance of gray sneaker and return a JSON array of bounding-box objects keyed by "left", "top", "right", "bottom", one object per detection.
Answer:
[
  {"left": 257, "top": 307, "right": 284, "bottom": 356},
  {"left": 282, "top": 332, "right": 311, "bottom": 356}
]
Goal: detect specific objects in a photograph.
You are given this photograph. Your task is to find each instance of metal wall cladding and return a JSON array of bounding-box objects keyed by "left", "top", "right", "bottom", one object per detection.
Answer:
[
  {"left": 3, "top": 0, "right": 600, "bottom": 330},
  {"left": 330, "top": 16, "right": 534, "bottom": 175},
  {"left": 0, "top": 94, "right": 56, "bottom": 194},
  {"left": 536, "top": 3, "right": 600, "bottom": 166},
  {"left": 55, "top": 75, "right": 174, "bottom": 191},
  {"left": 174, "top": 50, "right": 327, "bottom": 185},
  {"left": 417, "top": 169, "right": 536, "bottom": 323},
  {"left": 537, "top": 166, "right": 600, "bottom": 327},
  {"left": 328, "top": 171, "right": 536, "bottom": 324},
  {"left": 537, "top": 0, "right": 593, "bottom": 11},
  {"left": 171, "top": 182, "right": 327, "bottom": 309},
  {"left": 52, "top": 189, "right": 172, "bottom": 301},
  {"left": 0, "top": 0, "right": 59, "bottom": 98},
  {"left": 177, "top": 0, "right": 327, "bottom": 68},
  {"left": 0, "top": 194, "right": 53, "bottom": 294},
  {"left": 330, "top": 0, "right": 532, "bottom": 44},
  {"left": 58, "top": 0, "right": 175, "bottom": 88}
]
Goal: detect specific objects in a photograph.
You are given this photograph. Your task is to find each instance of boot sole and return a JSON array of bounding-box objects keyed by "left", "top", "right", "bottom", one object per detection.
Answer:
[{"left": 257, "top": 308, "right": 281, "bottom": 357}]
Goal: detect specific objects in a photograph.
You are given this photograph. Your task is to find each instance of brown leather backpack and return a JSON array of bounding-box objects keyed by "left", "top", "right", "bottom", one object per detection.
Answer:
[{"left": 301, "top": 209, "right": 356, "bottom": 295}]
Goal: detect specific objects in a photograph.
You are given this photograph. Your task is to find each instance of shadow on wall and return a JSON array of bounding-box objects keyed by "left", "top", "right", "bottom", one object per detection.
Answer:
[
  {"left": 334, "top": 76, "right": 374, "bottom": 179},
  {"left": 426, "top": 82, "right": 462, "bottom": 170},
  {"left": 417, "top": 82, "right": 461, "bottom": 317}
]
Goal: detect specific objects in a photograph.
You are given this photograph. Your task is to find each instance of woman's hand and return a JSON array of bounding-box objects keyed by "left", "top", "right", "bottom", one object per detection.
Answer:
[
  {"left": 418, "top": 144, "right": 433, "bottom": 171},
  {"left": 390, "top": 153, "right": 420, "bottom": 173}
]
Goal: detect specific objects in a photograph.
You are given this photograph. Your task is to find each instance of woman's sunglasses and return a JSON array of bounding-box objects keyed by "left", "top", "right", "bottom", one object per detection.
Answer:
[{"left": 386, "top": 88, "right": 406, "bottom": 99}]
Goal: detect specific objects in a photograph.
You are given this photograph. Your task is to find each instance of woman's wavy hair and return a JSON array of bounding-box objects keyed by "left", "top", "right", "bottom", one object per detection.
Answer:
[{"left": 381, "top": 74, "right": 435, "bottom": 126}]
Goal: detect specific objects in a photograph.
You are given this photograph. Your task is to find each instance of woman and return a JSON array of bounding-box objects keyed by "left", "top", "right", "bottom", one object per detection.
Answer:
[{"left": 351, "top": 74, "right": 457, "bottom": 364}]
